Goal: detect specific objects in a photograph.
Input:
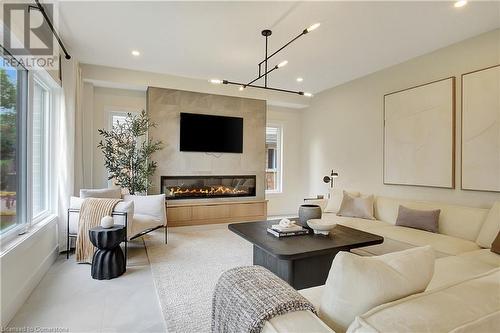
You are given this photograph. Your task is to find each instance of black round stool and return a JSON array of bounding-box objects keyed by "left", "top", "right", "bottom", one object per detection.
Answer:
[{"left": 89, "top": 225, "right": 126, "bottom": 280}]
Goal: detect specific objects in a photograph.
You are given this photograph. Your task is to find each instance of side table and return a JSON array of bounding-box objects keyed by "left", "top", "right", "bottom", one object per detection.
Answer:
[{"left": 89, "top": 225, "right": 126, "bottom": 280}]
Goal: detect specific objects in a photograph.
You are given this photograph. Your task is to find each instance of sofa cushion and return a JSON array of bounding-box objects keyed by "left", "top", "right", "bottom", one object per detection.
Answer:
[
  {"left": 79, "top": 188, "right": 122, "bottom": 199},
  {"left": 322, "top": 214, "right": 389, "bottom": 232},
  {"left": 374, "top": 196, "right": 488, "bottom": 241},
  {"left": 262, "top": 310, "right": 335, "bottom": 333},
  {"left": 337, "top": 192, "right": 375, "bottom": 220},
  {"left": 395, "top": 205, "right": 440, "bottom": 233},
  {"left": 427, "top": 253, "right": 497, "bottom": 290},
  {"left": 458, "top": 249, "right": 500, "bottom": 267},
  {"left": 324, "top": 213, "right": 478, "bottom": 256},
  {"left": 319, "top": 246, "right": 434, "bottom": 333},
  {"left": 368, "top": 224, "right": 481, "bottom": 255},
  {"left": 476, "top": 201, "right": 500, "bottom": 248},
  {"left": 347, "top": 268, "right": 500, "bottom": 333},
  {"left": 324, "top": 189, "right": 360, "bottom": 213},
  {"left": 298, "top": 285, "right": 324, "bottom": 310}
]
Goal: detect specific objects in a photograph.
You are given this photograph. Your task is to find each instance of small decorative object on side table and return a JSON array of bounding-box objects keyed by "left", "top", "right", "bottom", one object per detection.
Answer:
[{"left": 89, "top": 225, "right": 126, "bottom": 280}]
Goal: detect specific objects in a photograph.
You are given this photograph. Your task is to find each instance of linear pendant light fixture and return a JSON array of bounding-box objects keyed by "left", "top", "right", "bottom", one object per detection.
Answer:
[{"left": 210, "top": 23, "right": 320, "bottom": 97}]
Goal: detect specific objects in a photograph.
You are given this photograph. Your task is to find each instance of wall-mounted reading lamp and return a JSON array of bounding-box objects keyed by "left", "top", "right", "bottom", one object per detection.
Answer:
[{"left": 323, "top": 170, "right": 339, "bottom": 189}]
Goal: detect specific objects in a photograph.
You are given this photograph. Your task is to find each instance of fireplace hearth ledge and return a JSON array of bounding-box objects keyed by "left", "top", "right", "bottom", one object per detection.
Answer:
[{"left": 165, "top": 199, "right": 268, "bottom": 227}]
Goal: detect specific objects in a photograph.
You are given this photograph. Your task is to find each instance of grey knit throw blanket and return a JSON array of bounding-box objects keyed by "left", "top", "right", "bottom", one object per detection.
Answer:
[{"left": 211, "top": 266, "right": 317, "bottom": 333}]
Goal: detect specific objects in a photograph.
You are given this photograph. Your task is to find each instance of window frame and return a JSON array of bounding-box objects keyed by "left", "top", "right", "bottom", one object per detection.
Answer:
[
  {"left": 106, "top": 109, "right": 141, "bottom": 187},
  {"left": 0, "top": 47, "right": 29, "bottom": 238},
  {"left": 265, "top": 124, "right": 283, "bottom": 194},
  {"left": 29, "top": 74, "right": 53, "bottom": 224}
]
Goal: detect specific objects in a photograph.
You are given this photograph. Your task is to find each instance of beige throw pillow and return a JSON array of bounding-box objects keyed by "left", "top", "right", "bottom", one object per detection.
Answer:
[
  {"left": 319, "top": 246, "right": 435, "bottom": 333},
  {"left": 324, "top": 189, "right": 360, "bottom": 213},
  {"left": 395, "top": 205, "right": 440, "bottom": 233},
  {"left": 337, "top": 191, "right": 375, "bottom": 220}
]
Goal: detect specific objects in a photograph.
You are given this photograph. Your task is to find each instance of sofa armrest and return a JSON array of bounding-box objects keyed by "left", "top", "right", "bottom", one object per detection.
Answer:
[{"left": 262, "top": 310, "right": 335, "bottom": 333}]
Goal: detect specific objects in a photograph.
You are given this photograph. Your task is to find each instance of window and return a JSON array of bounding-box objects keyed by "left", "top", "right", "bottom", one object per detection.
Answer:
[
  {"left": 265, "top": 126, "right": 282, "bottom": 193},
  {"left": 0, "top": 51, "right": 28, "bottom": 234},
  {"left": 31, "top": 78, "right": 50, "bottom": 219},
  {"left": 110, "top": 112, "right": 128, "bottom": 127}
]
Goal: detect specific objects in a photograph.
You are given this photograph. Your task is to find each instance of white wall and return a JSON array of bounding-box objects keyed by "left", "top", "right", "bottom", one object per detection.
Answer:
[
  {"left": 266, "top": 106, "right": 304, "bottom": 216},
  {"left": 301, "top": 29, "right": 500, "bottom": 208},
  {"left": 79, "top": 85, "right": 146, "bottom": 189},
  {"left": 93, "top": 87, "right": 146, "bottom": 188},
  {"left": 0, "top": 218, "right": 58, "bottom": 327}
]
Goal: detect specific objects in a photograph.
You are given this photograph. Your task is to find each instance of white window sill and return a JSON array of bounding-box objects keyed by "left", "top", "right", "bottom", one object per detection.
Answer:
[
  {"left": 0, "top": 214, "right": 57, "bottom": 257},
  {"left": 266, "top": 191, "right": 283, "bottom": 196}
]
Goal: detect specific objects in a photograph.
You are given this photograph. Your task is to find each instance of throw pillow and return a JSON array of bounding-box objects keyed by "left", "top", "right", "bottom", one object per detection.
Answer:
[
  {"left": 491, "top": 231, "right": 500, "bottom": 255},
  {"left": 337, "top": 191, "right": 375, "bottom": 220},
  {"left": 319, "top": 246, "right": 435, "bottom": 333},
  {"left": 324, "top": 189, "right": 360, "bottom": 213},
  {"left": 476, "top": 201, "right": 500, "bottom": 248},
  {"left": 80, "top": 188, "right": 122, "bottom": 199},
  {"left": 395, "top": 205, "right": 440, "bottom": 233},
  {"left": 123, "top": 194, "right": 166, "bottom": 219}
]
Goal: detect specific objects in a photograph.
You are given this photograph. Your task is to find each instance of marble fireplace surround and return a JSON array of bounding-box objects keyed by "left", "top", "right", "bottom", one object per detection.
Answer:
[{"left": 147, "top": 87, "right": 266, "bottom": 201}]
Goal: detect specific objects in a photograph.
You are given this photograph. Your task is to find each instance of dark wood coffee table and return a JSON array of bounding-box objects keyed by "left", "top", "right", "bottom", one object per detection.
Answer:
[{"left": 229, "top": 220, "right": 383, "bottom": 289}]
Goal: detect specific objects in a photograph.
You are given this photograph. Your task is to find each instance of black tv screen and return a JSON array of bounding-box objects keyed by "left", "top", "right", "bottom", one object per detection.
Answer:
[{"left": 180, "top": 113, "right": 243, "bottom": 153}]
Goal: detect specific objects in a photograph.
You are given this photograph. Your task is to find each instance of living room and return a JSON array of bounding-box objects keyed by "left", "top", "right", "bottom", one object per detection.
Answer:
[{"left": 1, "top": 1, "right": 499, "bottom": 332}]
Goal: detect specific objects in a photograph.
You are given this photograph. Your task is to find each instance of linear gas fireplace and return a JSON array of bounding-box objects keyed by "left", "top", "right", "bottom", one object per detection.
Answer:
[{"left": 161, "top": 175, "right": 256, "bottom": 200}]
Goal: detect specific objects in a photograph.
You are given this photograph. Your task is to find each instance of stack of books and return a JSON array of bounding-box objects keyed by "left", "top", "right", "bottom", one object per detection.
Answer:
[{"left": 267, "top": 223, "right": 309, "bottom": 238}]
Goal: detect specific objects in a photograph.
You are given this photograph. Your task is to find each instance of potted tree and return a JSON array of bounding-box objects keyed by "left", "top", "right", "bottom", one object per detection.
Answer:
[{"left": 98, "top": 110, "right": 163, "bottom": 195}]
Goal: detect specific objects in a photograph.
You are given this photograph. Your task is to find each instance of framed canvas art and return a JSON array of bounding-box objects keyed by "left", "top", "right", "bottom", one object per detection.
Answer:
[
  {"left": 461, "top": 65, "right": 500, "bottom": 192},
  {"left": 384, "top": 77, "right": 455, "bottom": 188}
]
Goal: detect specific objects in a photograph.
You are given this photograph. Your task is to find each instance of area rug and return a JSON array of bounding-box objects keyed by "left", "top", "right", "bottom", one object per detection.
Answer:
[{"left": 144, "top": 223, "right": 252, "bottom": 333}]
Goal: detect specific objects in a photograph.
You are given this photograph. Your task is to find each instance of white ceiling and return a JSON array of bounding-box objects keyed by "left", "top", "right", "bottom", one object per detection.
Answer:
[{"left": 58, "top": 1, "right": 500, "bottom": 94}]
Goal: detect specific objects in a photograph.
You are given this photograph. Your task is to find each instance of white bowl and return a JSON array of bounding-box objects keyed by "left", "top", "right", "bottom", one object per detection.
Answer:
[{"left": 307, "top": 219, "right": 337, "bottom": 235}]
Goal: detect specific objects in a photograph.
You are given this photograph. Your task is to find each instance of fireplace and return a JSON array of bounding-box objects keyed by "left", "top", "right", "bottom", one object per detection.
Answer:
[{"left": 161, "top": 175, "right": 256, "bottom": 200}]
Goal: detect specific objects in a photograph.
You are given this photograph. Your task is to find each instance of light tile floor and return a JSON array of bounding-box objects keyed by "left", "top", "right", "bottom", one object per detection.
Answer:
[{"left": 7, "top": 240, "right": 166, "bottom": 333}]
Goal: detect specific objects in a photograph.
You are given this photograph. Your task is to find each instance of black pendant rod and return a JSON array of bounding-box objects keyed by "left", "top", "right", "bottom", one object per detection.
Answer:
[
  {"left": 258, "top": 30, "right": 305, "bottom": 67},
  {"left": 33, "top": 0, "right": 71, "bottom": 59},
  {"left": 215, "top": 24, "right": 319, "bottom": 96},
  {"left": 264, "top": 32, "right": 269, "bottom": 87},
  {"left": 245, "top": 63, "right": 279, "bottom": 87},
  {"left": 223, "top": 80, "right": 304, "bottom": 96}
]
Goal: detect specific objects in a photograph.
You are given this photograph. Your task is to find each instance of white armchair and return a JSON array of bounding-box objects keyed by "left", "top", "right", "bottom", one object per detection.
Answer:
[
  {"left": 67, "top": 189, "right": 167, "bottom": 258},
  {"left": 123, "top": 194, "right": 167, "bottom": 242}
]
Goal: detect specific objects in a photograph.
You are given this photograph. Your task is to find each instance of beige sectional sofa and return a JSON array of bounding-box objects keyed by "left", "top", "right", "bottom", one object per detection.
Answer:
[{"left": 262, "top": 197, "right": 500, "bottom": 333}]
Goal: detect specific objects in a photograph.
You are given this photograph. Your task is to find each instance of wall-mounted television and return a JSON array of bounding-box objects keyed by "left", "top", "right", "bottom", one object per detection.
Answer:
[{"left": 179, "top": 113, "right": 243, "bottom": 153}]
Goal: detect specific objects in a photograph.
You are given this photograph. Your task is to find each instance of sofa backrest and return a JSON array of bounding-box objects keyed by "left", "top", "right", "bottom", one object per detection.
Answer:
[
  {"left": 347, "top": 268, "right": 500, "bottom": 333},
  {"left": 374, "top": 197, "right": 489, "bottom": 241}
]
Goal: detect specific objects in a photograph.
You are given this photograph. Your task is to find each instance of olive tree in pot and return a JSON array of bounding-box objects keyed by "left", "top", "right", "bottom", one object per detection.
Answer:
[{"left": 98, "top": 110, "right": 163, "bottom": 195}]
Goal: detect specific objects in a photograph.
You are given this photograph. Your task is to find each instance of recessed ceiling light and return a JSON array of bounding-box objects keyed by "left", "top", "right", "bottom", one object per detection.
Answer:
[
  {"left": 304, "top": 92, "right": 313, "bottom": 97},
  {"left": 296, "top": 77, "right": 303, "bottom": 82},
  {"left": 239, "top": 86, "right": 245, "bottom": 91},
  {"left": 131, "top": 50, "right": 140, "bottom": 56},
  {"left": 454, "top": 1, "right": 467, "bottom": 8},
  {"left": 210, "top": 79, "right": 223, "bottom": 84}
]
